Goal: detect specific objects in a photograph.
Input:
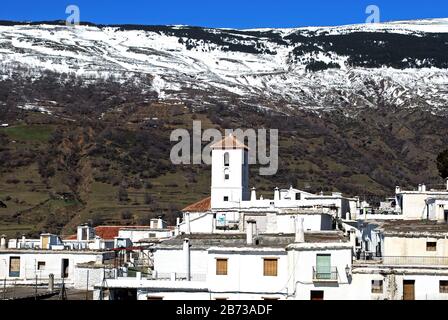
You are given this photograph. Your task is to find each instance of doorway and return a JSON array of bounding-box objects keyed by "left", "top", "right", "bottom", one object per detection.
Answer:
[
  {"left": 310, "top": 290, "right": 324, "bottom": 300},
  {"left": 61, "top": 259, "right": 69, "bottom": 278},
  {"left": 403, "top": 280, "right": 415, "bottom": 300}
]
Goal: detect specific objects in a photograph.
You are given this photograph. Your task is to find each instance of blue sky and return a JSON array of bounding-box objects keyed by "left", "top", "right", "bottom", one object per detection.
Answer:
[{"left": 0, "top": 0, "right": 447, "bottom": 29}]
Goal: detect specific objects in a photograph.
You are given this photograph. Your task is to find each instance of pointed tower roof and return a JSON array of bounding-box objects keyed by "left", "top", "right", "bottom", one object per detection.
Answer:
[{"left": 210, "top": 134, "right": 249, "bottom": 150}]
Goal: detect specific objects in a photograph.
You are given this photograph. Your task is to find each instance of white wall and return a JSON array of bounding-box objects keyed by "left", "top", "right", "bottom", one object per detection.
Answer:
[
  {"left": 384, "top": 236, "right": 448, "bottom": 257},
  {"left": 0, "top": 251, "right": 109, "bottom": 286},
  {"left": 207, "top": 249, "right": 288, "bottom": 296}
]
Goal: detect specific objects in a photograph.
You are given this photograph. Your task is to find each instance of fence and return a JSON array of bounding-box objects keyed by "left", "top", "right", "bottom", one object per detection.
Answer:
[{"left": 312, "top": 267, "right": 338, "bottom": 281}]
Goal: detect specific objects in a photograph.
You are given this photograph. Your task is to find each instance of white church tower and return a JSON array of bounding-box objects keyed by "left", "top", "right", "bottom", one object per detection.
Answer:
[{"left": 210, "top": 134, "right": 249, "bottom": 208}]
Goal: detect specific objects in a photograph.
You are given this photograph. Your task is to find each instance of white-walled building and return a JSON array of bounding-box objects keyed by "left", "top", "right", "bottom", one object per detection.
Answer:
[
  {"left": 178, "top": 135, "right": 357, "bottom": 235},
  {"left": 94, "top": 226, "right": 358, "bottom": 300},
  {"left": 394, "top": 181, "right": 448, "bottom": 220},
  {"left": 0, "top": 248, "right": 114, "bottom": 288}
]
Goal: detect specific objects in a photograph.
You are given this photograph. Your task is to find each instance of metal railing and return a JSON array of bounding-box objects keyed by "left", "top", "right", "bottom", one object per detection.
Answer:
[
  {"left": 382, "top": 256, "right": 448, "bottom": 266},
  {"left": 152, "top": 272, "right": 207, "bottom": 282},
  {"left": 312, "top": 267, "right": 338, "bottom": 281}
]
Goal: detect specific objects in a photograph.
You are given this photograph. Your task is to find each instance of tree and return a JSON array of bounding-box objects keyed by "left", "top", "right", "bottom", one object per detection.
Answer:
[
  {"left": 437, "top": 149, "right": 448, "bottom": 179},
  {"left": 117, "top": 184, "right": 129, "bottom": 202}
]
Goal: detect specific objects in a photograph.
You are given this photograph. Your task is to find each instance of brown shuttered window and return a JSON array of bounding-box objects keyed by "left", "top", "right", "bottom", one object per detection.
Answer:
[
  {"left": 263, "top": 258, "right": 278, "bottom": 276},
  {"left": 216, "top": 259, "right": 228, "bottom": 275}
]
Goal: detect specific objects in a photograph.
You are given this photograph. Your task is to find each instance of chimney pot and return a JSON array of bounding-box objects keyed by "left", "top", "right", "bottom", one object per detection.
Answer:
[{"left": 295, "top": 217, "right": 305, "bottom": 243}]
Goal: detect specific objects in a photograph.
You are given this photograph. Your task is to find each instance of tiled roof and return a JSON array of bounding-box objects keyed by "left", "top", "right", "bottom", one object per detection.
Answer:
[
  {"left": 182, "top": 197, "right": 211, "bottom": 212},
  {"left": 63, "top": 225, "right": 155, "bottom": 241},
  {"left": 210, "top": 134, "right": 249, "bottom": 150}
]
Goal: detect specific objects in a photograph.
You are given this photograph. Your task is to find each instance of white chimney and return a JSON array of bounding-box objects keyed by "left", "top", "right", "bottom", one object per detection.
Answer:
[
  {"left": 251, "top": 187, "right": 257, "bottom": 201},
  {"left": 274, "top": 187, "right": 280, "bottom": 201},
  {"left": 295, "top": 217, "right": 305, "bottom": 243},
  {"left": 176, "top": 217, "right": 180, "bottom": 226},
  {"left": 21, "top": 234, "right": 26, "bottom": 248},
  {"left": 185, "top": 212, "right": 191, "bottom": 235},
  {"left": 418, "top": 184, "right": 422, "bottom": 192},
  {"left": 0, "top": 234, "right": 6, "bottom": 249},
  {"left": 246, "top": 220, "right": 256, "bottom": 245},
  {"left": 421, "top": 184, "right": 426, "bottom": 192},
  {"left": 157, "top": 218, "right": 163, "bottom": 229},
  {"left": 395, "top": 186, "right": 401, "bottom": 194},
  {"left": 183, "top": 239, "right": 191, "bottom": 281},
  {"left": 94, "top": 236, "right": 101, "bottom": 250}
]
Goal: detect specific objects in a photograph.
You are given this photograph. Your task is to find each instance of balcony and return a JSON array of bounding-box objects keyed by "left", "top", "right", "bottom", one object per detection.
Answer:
[
  {"left": 312, "top": 267, "right": 338, "bottom": 282},
  {"left": 382, "top": 256, "right": 448, "bottom": 266}
]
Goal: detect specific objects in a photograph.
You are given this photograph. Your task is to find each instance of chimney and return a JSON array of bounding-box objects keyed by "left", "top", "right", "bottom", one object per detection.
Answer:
[
  {"left": 349, "top": 230, "right": 356, "bottom": 252},
  {"left": 21, "top": 234, "right": 26, "bottom": 248},
  {"left": 395, "top": 186, "right": 401, "bottom": 194},
  {"left": 48, "top": 274, "right": 54, "bottom": 292},
  {"left": 94, "top": 236, "right": 101, "bottom": 250},
  {"left": 418, "top": 184, "right": 422, "bottom": 192},
  {"left": 183, "top": 239, "right": 191, "bottom": 281},
  {"left": 157, "top": 218, "right": 163, "bottom": 229},
  {"left": 251, "top": 187, "right": 257, "bottom": 201},
  {"left": 185, "top": 213, "right": 191, "bottom": 235},
  {"left": 421, "top": 184, "right": 427, "bottom": 192},
  {"left": 246, "top": 220, "right": 256, "bottom": 245},
  {"left": 176, "top": 217, "right": 181, "bottom": 227},
  {"left": 0, "top": 234, "right": 6, "bottom": 249},
  {"left": 274, "top": 187, "right": 280, "bottom": 201},
  {"left": 295, "top": 217, "right": 305, "bottom": 243}
]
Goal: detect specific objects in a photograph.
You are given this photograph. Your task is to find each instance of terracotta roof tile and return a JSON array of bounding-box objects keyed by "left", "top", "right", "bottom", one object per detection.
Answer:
[
  {"left": 182, "top": 197, "right": 211, "bottom": 212},
  {"left": 210, "top": 134, "right": 249, "bottom": 150}
]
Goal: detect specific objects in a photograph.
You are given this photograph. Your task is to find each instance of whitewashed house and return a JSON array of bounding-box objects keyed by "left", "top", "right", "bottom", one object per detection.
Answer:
[
  {"left": 94, "top": 219, "right": 357, "bottom": 300},
  {"left": 394, "top": 181, "right": 448, "bottom": 220}
]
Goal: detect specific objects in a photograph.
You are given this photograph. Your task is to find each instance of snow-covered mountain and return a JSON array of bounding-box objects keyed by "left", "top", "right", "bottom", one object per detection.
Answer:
[{"left": 1, "top": 19, "right": 448, "bottom": 115}]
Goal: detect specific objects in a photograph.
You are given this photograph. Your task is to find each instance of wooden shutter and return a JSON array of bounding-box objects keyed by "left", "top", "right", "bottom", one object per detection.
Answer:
[
  {"left": 403, "top": 280, "right": 415, "bottom": 300},
  {"left": 9, "top": 257, "right": 20, "bottom": 277},
  {"left": 216, "top": 259, "right": 228, "bottom": 275},
  {"left": 316, "top": 254, "right": 331, "bottom": 279},
  {"left": 263, "top": 258, "right": 278, "bottom": 276}
]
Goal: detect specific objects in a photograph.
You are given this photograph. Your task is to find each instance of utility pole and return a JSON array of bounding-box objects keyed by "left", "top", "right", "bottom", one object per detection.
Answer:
[
  {"left": 85, "top": 270, "right": 89, "bottom": 300},
  {"left": 34, "top": 275, "right": 37, "bottom": 300}
]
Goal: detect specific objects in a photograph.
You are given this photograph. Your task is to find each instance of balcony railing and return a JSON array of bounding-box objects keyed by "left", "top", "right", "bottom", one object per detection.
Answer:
[
  {"left": 312, "top": 267, "right": 338, "bottom": 282},
  {"left": 382, "top": 256, "right": 448, "bottom": 266}
]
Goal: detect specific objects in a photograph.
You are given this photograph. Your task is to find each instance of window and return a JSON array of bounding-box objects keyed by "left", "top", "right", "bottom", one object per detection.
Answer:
[
  {"left": 316, "top": 254, "right": 331, "bottom": 279},
  {"left": 215, "top": 297, "right": 228, "bottom": 300},
  {"left": 224, "top": 168, "right": 229, "bottom": 180},
  {"left": 216, "top": 259, "right": 228, "bottom": 275},
  {"left": 263, "top": 297, "right": 280, "bottom": 300},
  {"left": 426, "top": 242, "right": 437, "bottom": 251},
  {"left": 295, "top": 193, "right": 301, "bottom": 200},
  {"left": 440, "top": 281, "right": 448, "bottom": 293},
  {"left": 371, "top": 280, "right": 383, "bottom": 293},
  {"left": 223, "top": 196, "right": 229, "bottom": 202},
  {"left": 263, "top": 258, "right": 278, "bottom": 277},
  {"left": 9, "top": 257, "right": 20, "bottom": 277},
  {"left": 37, "top": 261, "right": 46, "bottom": 270},
  {"left": 224, "top": 152, "right": 229, "bottom": 167}
]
